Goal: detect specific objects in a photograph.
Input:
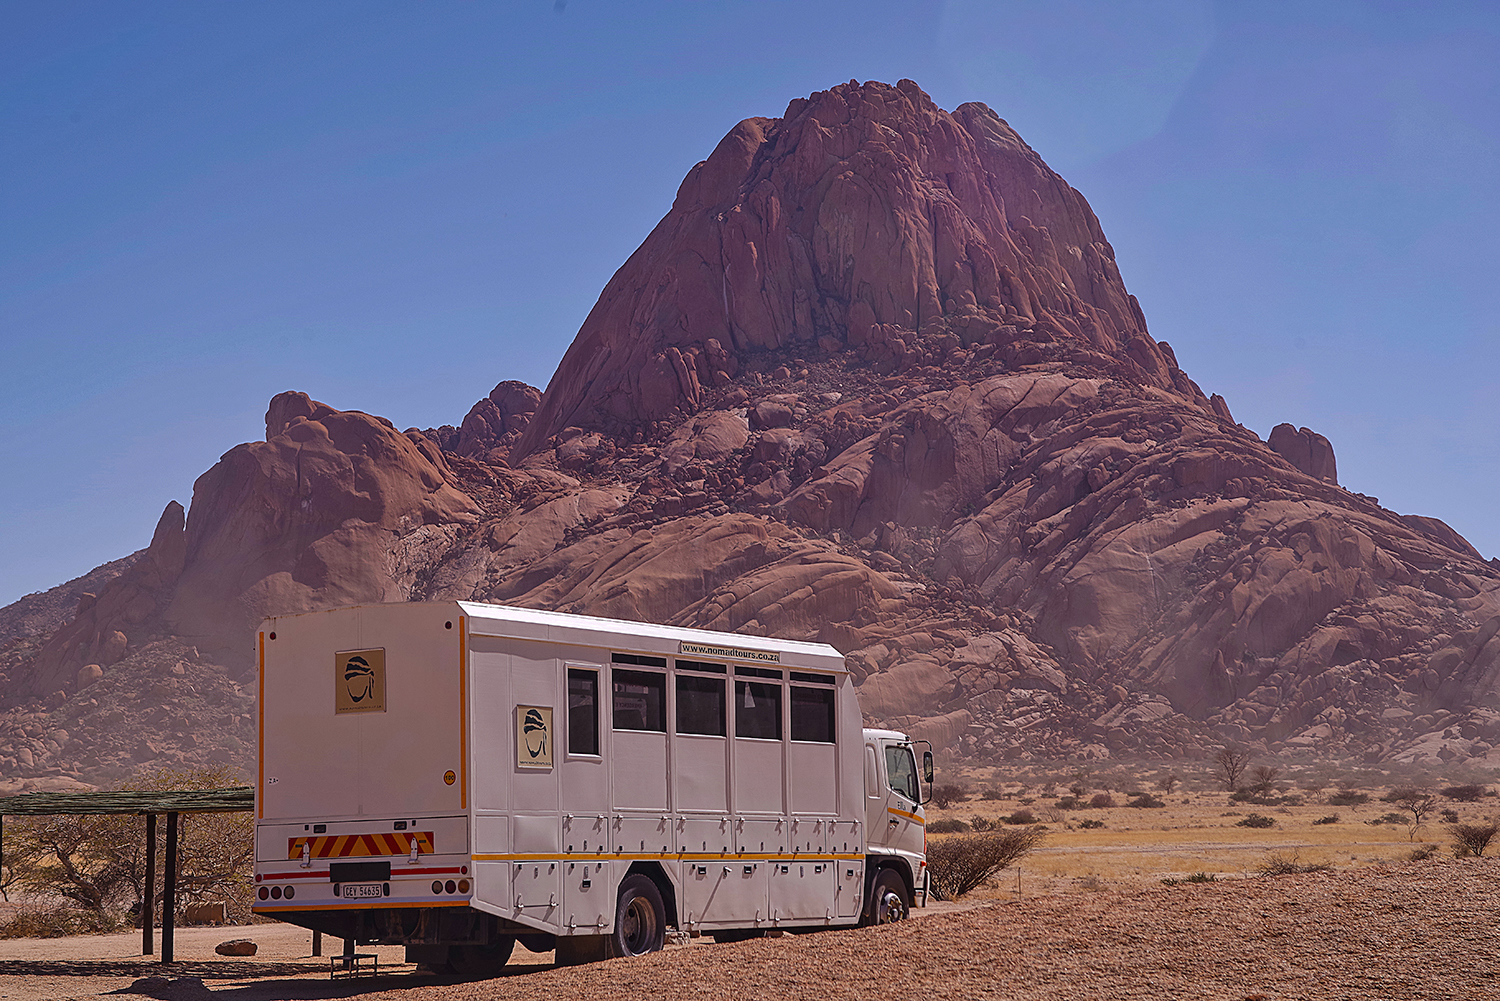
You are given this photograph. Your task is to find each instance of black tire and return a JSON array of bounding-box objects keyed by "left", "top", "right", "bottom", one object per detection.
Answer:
[
  {"left": 869, "top": 868, "right": 910, "bottom": 925},
  {"left": 444, "top": 937, "right": 515, "bottom": 978},
  {"left": 609, "top": 874, "right": 667, "bottom": 957}
]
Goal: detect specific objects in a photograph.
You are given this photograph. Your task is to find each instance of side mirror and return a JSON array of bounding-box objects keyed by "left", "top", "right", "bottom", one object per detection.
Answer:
[{"left": 923, "top": 750, "right": 934, "bottom": 784}]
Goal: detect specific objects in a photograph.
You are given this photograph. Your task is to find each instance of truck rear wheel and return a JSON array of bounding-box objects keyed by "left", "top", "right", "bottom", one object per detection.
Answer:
[
  {"left": 444, "top": 938, "right": 515, "bottom": 978},
  {"left": 610, "top": 874, "right": 666, "bottom": 957},
  {"left": 870, "top": 869, "right": 910, "bottom": 924}
]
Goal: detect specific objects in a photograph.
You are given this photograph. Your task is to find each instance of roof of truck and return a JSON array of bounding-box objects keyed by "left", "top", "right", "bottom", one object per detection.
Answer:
[{"left": 455, "top": 599, "right": 845, "bottom": 671}]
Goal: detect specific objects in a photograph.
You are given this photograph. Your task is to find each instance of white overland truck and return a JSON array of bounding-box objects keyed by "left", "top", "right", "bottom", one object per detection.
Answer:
[{"left": 253, "top": 600, "right": 932, "bottom": 974}]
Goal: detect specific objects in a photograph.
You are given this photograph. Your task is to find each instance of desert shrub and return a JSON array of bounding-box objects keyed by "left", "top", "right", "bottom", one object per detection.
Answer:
[
  {"left": 1312, "top": 814, "right": 1340, "bottom": 825},
  {"left": 1236, "top": 814, "right": 1275, "bottom": 829},
  {"left": 1406, "top": 844, "right": 1439, "bottom": 861},
  {"left": 980, "top": 788, "right": 1005, "bottom": 801},
  {"left": 1088, "top": 793, "right": 1116, "bottom": 809},
  {"left": 1249, "top": 765, "right": 1281, "bottom": 795},
  {"left": 1126, "top": 793, "right": 1166, "bottom": 809},
  {"left": 1162, "top": 871, "right": 1216, "bottom": 885},
  {"left": 1327, "top": 789, "right": 1370, "bottom": 806},
  {"left": 1231, "top": 789, "right": 1303, "bottom": 807},
  {"left": 927, "top": 819, "right": 971, "bottom": 834},
  {"left": 968, "top": 815, "right": 995, "bottom": 832},
  {"left": 0, "top": 905, "right": 124, "bottom": 939},
  {"left": 1257, "top": 850, "right": 1331, "bottom": 876},
  {"left": 1077, "top": 819, "right": 1105, "bottom": 829},
  {"left": 926, "top": 827, "right": 1046, "bottom": 900},
  {"left": 931, "top": 784, "right": 970, "bottom": 809},
  {"left": 1004, "top": 809, "right": 1037, "bottom": 825},
  {"left": 1440, "top": 809, "right": 1460, "bottom": 824},
  {"left": 1451, "top": 822, "right": 1500, "bottom": 858},
  {"left": 1055, "top": 796, "right": 1080, "bottom": 810},
  {"left": 1442, "top": 784, "right": 1485, "bottom": 802}
]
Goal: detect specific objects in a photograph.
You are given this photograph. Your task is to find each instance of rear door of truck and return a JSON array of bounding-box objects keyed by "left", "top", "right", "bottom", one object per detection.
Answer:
[{"left": 256, "top": 603, "right": 470, "bottom": 881}]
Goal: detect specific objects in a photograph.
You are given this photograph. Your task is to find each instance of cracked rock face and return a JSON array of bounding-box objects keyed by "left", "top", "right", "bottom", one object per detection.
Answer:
[{"left": 3, "top": 80, "right": 1499, "bottom": 784}]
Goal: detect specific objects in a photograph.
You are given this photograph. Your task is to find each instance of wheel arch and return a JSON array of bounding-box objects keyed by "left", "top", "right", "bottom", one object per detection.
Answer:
[
  {"left": 624, "top": 861, "right": 680, "bottom": 929},
  {"left": 862, "top": 855, "right": 915, "bottom": 922}
]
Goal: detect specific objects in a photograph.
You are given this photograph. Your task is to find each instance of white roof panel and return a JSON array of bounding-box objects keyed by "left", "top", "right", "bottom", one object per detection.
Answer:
[{"left": 456, "top": 600, "right": 845, "bottom": 672}]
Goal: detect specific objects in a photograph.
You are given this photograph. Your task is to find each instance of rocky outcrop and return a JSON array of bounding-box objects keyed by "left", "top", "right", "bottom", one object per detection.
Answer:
[
  {"left": 453, "top": 381, "right": 541, "bottom": 461},
  {"left": 1268, "top": 423, "right": 1338, "bottom": 484},
  {"left": 14, "top": 392, "right": 481, "bottom": 695},
  {"left": 3, "top": 80, "right": 1498, "bottom": 782}
]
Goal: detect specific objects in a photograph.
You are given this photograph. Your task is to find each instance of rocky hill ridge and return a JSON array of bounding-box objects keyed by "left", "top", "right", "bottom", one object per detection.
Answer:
[{"left": 2, "top": 79, "right": 1497, "bottom": 787}]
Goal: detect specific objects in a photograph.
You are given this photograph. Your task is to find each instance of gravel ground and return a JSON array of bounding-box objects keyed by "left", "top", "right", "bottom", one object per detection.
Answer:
[{"left": 2, "top": 860, "right": 1496, "bottom": 1000}]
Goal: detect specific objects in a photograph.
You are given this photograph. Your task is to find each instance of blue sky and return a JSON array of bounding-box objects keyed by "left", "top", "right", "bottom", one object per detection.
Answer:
[{"left": 2, "top": 0, "right": 1496, "bottom": 605}]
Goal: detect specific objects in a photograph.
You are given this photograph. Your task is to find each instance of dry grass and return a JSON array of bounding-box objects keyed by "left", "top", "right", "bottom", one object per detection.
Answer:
[{"left": 921, "top": 767, "right": 1500, "bottom": 896}]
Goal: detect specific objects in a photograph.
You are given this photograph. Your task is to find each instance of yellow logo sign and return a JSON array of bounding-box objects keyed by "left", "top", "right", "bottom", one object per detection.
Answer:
[
  {"left": 335, "top": 649, "right": 386, "bottom": 714},
  {"left": 516, "top": 705, "right": 553, "bottom": 769}
]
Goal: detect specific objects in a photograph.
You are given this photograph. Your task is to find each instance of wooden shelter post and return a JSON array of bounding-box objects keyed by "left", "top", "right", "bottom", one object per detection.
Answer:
[
  {"left": 162, "top": 811, "right": 179, "bottom": 964},
  {"left": 142, "top": 813, "right": 156, "bottom": 956}
]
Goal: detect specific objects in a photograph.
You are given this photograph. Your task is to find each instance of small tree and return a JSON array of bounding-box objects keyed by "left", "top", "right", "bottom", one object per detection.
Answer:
[
  {"left": 1214, "top": 746, "right": 1251, "bottom": 791},
  {"left": 2, "top": 813, "right": 140, "bottom": 922},
  {"left": 1384, "top": 788, "right": 1439, "bottom": 841},
  {"left": 926, "top": 827, "right": 1046, "bottom": 899},
  {"left": 1451, "top": 822, "right": 1499, "bottom": 857},
  {"left": 1156, "top": 774, "right": 1180, "bottom": 795},
  {"left": 931, "top": 784, "right": 969, "bottom": 810},
  {"left": 1249, "top": 766, "right": 1281, "bottom": 795},
  {"left": 1442, "top": 784, "right": 1486, "bottom": 802}
]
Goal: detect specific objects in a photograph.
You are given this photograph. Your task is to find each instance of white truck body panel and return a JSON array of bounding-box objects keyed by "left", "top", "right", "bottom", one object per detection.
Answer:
[{"left": 252, "top": 601, "right": 922, "bottom": 941}]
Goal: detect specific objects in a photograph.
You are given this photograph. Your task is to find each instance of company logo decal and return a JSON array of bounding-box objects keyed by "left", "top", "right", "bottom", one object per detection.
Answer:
[
  {"left": 334, "top": 649, "right": 386, "bottom": 714},
  {"left": 516, "top": 704, "right": 553, "bottom": 769},
  {"left": 678, "top": 641, "right": 780, "bottom": 664}
]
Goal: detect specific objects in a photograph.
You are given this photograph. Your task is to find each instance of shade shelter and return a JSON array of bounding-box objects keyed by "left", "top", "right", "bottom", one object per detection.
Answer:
[{"left": 0, "top": 786, "right": 253, "bottom": 963}]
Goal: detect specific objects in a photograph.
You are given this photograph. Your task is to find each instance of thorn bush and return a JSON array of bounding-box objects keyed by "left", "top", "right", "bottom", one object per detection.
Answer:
[{"left": 926, "top": 827, "right": 1046, "bottom": 900}]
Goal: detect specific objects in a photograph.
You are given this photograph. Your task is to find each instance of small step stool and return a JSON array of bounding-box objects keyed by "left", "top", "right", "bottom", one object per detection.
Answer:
[{"left": 330, "top": 952, "right": 378, "bottom": 978}]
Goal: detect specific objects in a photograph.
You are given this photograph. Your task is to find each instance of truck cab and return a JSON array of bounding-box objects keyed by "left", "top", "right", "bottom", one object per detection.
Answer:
[{"left": 860, "top": 728, "right": 931, "bottom": 922}]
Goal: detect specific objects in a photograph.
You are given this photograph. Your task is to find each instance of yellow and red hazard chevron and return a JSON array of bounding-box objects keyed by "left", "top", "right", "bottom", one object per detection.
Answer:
[{"left": 287, "top": 831, "right": 434, "bottom": 860}]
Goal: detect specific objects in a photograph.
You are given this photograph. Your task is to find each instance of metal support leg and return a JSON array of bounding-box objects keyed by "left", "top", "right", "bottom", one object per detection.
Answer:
[
  {"left": 162, "top": 811, "right": 179, "bottom": 964},
  {"left": 313, "top": 930, "right": 322, "bottom": 957},
  {"left": 143, "top": 814, "right": 156, "bottom": 955}
]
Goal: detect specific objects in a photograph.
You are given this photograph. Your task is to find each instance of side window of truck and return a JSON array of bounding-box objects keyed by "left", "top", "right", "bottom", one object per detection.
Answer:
[
  {"left": 789, "top": 686, "right": 835, "bottom": 743},
  {"left": 734, "top": 681, "right": 781, "bottom": 740},
  {"left": 885, "top": 745, "right": 919, "bottom": 803},
  {"left": 612, "top": 669, "right": 666, "bottom": 732},
  {"left": 676, "top": 674, "right": 726, "bottom": 736},
  {"left": 567, "top": 669, "right": 599, "bottom": 756}
]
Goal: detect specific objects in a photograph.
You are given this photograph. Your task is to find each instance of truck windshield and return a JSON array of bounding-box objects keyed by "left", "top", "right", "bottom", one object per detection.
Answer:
[{"left": 885, "top": 745, "right": 919, "bottom": 802}]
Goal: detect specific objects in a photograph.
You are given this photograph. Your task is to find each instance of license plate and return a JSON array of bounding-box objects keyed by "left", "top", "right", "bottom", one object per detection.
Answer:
[{"left": 341, "top": 882, "right": 384, "bottom": 899}]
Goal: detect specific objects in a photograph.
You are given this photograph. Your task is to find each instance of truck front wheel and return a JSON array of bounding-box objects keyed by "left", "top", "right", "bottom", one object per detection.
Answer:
[
  {"left": 610, "top": 874, "right": 667, "bottom": 957},
  {"left": 870, "top": 869, "right": 910, "bottom": 924}
]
